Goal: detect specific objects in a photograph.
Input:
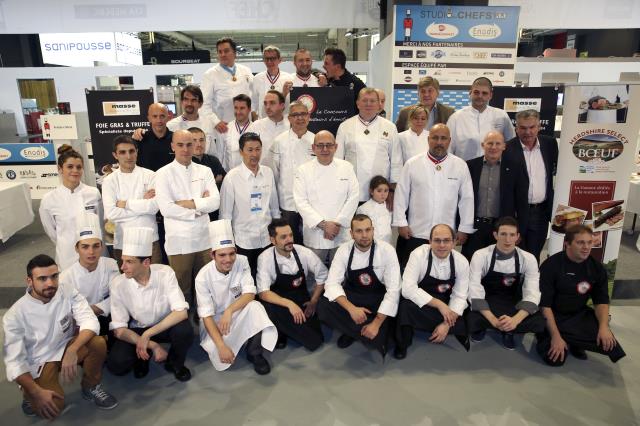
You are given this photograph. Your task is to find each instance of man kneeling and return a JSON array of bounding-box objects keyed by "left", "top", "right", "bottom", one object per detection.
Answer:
[
  {"left": 536, "top": 224, "right": 626, "bottom": 366},
  {"left": 3, "top": 255, "right": 117, "bottom": 419}
]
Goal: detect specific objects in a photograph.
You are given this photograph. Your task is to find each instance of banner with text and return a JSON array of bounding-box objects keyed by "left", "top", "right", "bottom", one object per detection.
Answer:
[
  {"left": 0, "top": 143, "right": 59, "bottom": 199},
  {"left": 490, "top": 86, "right": 559, "bottom": 136},
  {"left": 549, "top": 83, "right": 639, "bottom": 282},
  {"left": 290, "top": 87, "right": 355, "bottom": 136},
  {"left": 86, "top": 89, "right": 154, "bottom": 181}
]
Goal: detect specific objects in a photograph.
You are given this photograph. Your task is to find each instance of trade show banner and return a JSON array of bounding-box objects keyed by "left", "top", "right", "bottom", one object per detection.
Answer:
[
  {"left": 86, "top": 89, "right": 154, "bottom": 179},
  {"left": 0, "top": 143, "right": 59, "bottom": 199},
  {"left": 490, "top": 86, "right": 558, "bottom": 136},
  {"left": 290, "top": 87, "right": 355, "bottom": 136},
  {"left": 549, "top": 83, "right": 639, "bottom": 282},
  {"left": 392, "top": 4, "right": 520, "bottom": 120}
]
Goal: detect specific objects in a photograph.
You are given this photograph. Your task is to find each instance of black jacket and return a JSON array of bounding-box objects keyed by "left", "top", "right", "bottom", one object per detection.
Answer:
[
  {"left": 467, "top": 155, "right": 530, "bottom": 234},
  {"left": 504, "top": 135, "right": 559, "bottom": 222}
]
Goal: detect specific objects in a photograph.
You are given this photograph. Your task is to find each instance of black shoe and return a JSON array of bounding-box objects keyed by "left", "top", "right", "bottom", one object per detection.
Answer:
[
  {"left": 276, "top": 334, "right": 288, "bottom": 350},
  {"left": 393, "top": 346, "right": 407, "bottom": 360},
  {"left": 502, "top": 332, "right": 516, "bottom": 350},
  {"left": 569, "top": 345, "right": 588, "bottom": 360},
  {"left": 470, "top": 330, "right": 486, "bottom": 343},
  {"left": 133, "top": 359, "right": 149, "bottom": 379},
  {"left": 455, "top": 335, "right": 471, "bottom": 352},
  {"left": 337, "top": 334, "right": 355, "bottom": 349},
  {"left": 247, "top": 354, "right": 271, "bottom": 375},
  {"left": 164, "top": 362, "right": 192, "bottom": 382}
]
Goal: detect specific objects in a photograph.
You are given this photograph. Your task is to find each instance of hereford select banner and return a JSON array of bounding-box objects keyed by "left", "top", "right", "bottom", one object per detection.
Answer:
[
  {"left": 490, "top": 86, "right": 558, "bottom": 136},
  {"left": 290, "top": 87, "right": 355, "bottom": 136},
  {"left": 86, "top": 89, "right": 154, "bottom": 181},
  {"left": 548, "top": 83, "right": 639, "bottom": 282}
]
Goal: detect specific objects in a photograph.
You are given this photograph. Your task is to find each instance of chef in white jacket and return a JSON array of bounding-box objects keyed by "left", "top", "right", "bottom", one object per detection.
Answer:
[
  {"left": 252, "top": 46, "right": 293, "bottom": 119},
  {"left": 155, "top": 130, "right": 220, "bottom": 299},
  {"left": 214, "top": 94, "right": 255, "bottom": 171},
  {"left": 250, "top": 90, "right": 290, "bottom": 157},
  {"left": 196, "top": 219, "right": 277, "bottom": 375},
  {"left": 3, "top": 254, "right": 117, "bottom": 419},
  {"left": 200, "top": 37, "right": 254, "bottom": 133},
  {"left": 293, "top": 130, "right": 360, "bottom": 265},
  {"left": 102, "top": 135, "right": 160, "bottom": 265},
  {"left": 40, "top": 144, "right": 103, "bottom": 270},
  {"left": 60, "top": 212, "right": 119, "bottom": 336}
]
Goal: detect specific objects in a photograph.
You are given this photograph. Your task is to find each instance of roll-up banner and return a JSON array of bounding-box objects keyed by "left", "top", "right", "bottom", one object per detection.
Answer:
[
  {"left": 489, "top": 86, "right": 559, "bottom": 136},
  {"left": 549, "top": 83, "right": 639, "bottom": 286},
  {"left": 290, "top": 87, "right": 355, "bottom": 136},
  {"left": 85, "top": 89, "right": 154, "bottom": 183},
  {"left": 0, "top": 143, "right": 59, "bottom": 199}
]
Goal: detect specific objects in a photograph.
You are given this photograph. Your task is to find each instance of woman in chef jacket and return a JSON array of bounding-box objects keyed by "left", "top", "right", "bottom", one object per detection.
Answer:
[
  {"left": 398, "top": 106, "right": 430, "bottom": 164},
  {"left": 40, "top": 145, "right": 103, "bottom": 271}
]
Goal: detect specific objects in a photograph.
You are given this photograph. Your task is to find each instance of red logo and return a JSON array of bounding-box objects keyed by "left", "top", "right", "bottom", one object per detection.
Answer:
[
  {"left": 358, "top": 273, "right": 373, "bottom": 286},
  {"left": 576, "top": 281, "right": 592, "bottom": 295},
  {"left": 438, "top": 24, "right": 445, "bottom": 31},
  {"left": 292, "top": 277, "right": 303, "bottom": 288},
  {"left": 437, "top": 283, "right": 452, "bottom": 293},
  {"left": 296, "top": 94, "right": 317, "bottom": 115},
  {"left": 502, "top": 276, "right": 516, "bottom": 287}
]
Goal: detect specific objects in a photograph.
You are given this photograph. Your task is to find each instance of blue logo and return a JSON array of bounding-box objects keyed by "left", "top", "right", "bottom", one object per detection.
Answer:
[
  {"left": 431, "top": 50, "right": 446, "bottom": 59},
  {"left": 6, "top": 170, "right": 16, "bottom": 180}
]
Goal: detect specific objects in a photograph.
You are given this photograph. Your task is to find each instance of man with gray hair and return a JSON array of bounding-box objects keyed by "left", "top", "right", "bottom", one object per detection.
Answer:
[
  {"left": 252, "top": 46, "right": 293, "bottom": 119},
  {"left": 395, "top": 76, "right": 455, "bottom": 132}
]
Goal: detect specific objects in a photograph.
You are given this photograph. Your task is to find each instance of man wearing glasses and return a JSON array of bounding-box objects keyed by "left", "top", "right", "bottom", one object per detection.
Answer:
[{"left": 252, "top": 46, "right": 293, "bottom": 119}]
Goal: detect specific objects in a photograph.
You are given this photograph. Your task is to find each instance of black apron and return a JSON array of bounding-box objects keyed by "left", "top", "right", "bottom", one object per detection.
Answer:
[
  {"left": 418, "top": 250, "right": 456, "bottom": 304},
  {"left": 262, "top": 249, "right": 323, "bottom": 351}
]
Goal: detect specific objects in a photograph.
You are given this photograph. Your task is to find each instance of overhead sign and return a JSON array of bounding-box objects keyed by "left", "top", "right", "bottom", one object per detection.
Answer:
[
  {"left": 143, "top": 50, "right": 211, "bottom": 65},
  {"left": 39, "top": 32, "right": 142, "bottom": 66}
]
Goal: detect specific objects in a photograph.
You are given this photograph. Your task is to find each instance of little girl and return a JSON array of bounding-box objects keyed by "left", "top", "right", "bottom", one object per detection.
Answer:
[{"left": 356, "top": 176, "right": 392, "bottom": 243}]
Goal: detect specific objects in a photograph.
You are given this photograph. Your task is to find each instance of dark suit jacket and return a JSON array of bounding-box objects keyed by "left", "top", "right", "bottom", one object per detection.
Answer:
[
  {"left": 395, "top": 102, "right": 455, "bottom": 132},
  {"left": 467, "top": 155, "right": 530, "bottom": 234},
  {"left": 503, "top": 135, "right": 559, "bottom": 222}
]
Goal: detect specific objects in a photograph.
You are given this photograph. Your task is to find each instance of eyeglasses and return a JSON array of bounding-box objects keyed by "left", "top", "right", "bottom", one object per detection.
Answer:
[
  {"left": 263, "top": 56, "right": 279, "bottom": 61},
  {"left": 431, "top": 238, "right": 453, "bottom": 245},
  {"left": 289, "top": 112, "right": 309, "bottom": 118},
  {"left": 314, "top": 144, "right": 336, "bottom": 150}
]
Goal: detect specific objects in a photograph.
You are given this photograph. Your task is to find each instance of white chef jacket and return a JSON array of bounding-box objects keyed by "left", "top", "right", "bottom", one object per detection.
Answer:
[
  {"left": 402, "top": 245, "right": 469, "bottom": 315},
  {"left": 336, "top": 115, "right": 402, "bottom": 201},
  {"left": 356, "top": 199, "right": 392, "bottom": 244},
  {"left": 167, "top": 114, "right": 217, "bottom": 156},
  {"left": 195, "top": 255, "right": 277, "bottom": 371},
  {"left": 102, "top": 166, "right": 159, "bottom": 250},
  {"left": 392, "top": 153, "right": 475, "bottom": 238},
  {"left": 60, "top": 257, "right": 119, "bottom": 316},
  {"left": 521, "top": 139, "right": 547, "bottom": 204},
  {"left": 220, "top": 163, "right": 280, "bottom": 249},
  {"left": 110, "top": 264, "right": 189, "bottom": 330},
  {"left": 469, "top": 245, "right": 541, "bottom": 314},
  {"left": 264, "top": 129, "right": 315, "bottom": 211},
  {"left": 323, "top": 239, "right": 401, "bottom": 317},
  {"left": 214, "top": 119, "right": 256, "bottom": 172},
  {"left": 250, "top": 116, "right": 290, "bottom": 160},
  {"left": 289, "top": 73, "right": 320, "bottom": 87},
  {"left": 39, "top": 183, "right": 103, "bottom": 270},
  {"left": 398, "top": 128, "right": 429, "bottom": 164},
  {"left": 200, "top": 63, "right": 254, "bottom": 124},
  {"left": 256, "top": 244, "right": 328, "bottom": 293},
  {"left": 293, "top": 158, "right": 360, "bottom": 250},
  {"left": 155, "top": 160, "right": 220, "bottom": 255},
  {"left": 447, "top": 105, "right": 516, "bottom": 161},
  {"left": 3, "top": 285, "right": 99, "bottom": 381},
  {"left": 252, "top": 69, "right": 294, "bottom": 118}
]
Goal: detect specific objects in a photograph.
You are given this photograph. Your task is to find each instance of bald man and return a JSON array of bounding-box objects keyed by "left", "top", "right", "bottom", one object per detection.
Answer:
[
  {"left": 133, "top": 103, "right": 174, "bottom": 172},
  {"left": 375, "top": 89, "right": 387, "bottom": 118},
  {"left": 461, "top": 131, "right": 529, "bottom": 260}
]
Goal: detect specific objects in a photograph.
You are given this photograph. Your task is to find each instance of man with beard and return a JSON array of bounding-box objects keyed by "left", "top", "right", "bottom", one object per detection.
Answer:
[
  {"left": 215, "top": 94, "right": 255, "bottom": 172},
  {"left": 283, "top": 48, "right": 327, "bottom": 90},
  {"left": 167, "top": 85, "right": 216, "bottom": 156}
]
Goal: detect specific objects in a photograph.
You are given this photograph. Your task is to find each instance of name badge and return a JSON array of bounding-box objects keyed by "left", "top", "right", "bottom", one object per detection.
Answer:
[
  {"left": 230, "top": 285, "right": 242, "bottom": 298},
  {"left": 250, "top": 191, "right": 263, "bottom": 213},
  {"left": 60, "top": 313, "right": 73, "bottom": 335},
  {"left": 85, "top": 205, "right": 96, "bottom": 211}
]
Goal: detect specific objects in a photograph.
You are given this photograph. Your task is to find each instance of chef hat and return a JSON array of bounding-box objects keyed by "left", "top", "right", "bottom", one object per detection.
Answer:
[
  {"left": 122, "top": 227, "right": 154, "bottom": 257},
  {"left": 208, "top": 219, "right": 235, "bottom": 251},
  {"left": 75, "top": 212, "right": 103, "bottom": 243}
]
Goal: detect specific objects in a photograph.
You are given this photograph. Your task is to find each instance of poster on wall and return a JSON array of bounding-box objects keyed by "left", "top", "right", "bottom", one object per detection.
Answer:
[
  {"left": 85, "top": 89, "right": 154, "bottom": 183},
  {"left": 0, "top": 143, "right": 59, "bottom": 199},
  {"left": 290, "top": 87, "right": 355, "bottom": 136},
  {"left": 40, "top": 114, "right": 79, "bottom": 140},
  {"left": 391, "top": 4, "right": 520, "bottom": 120},
  {"left": 548, "top": 83, "right": 639, "bottom": 283},
  {"left": 490, "top": 87, "right": 558, "bottom": 136}
]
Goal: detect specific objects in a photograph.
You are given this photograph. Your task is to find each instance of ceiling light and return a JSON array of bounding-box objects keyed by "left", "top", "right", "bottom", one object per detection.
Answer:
[{"left": 307, "top": 34, "right": 317, "bottom": 37}]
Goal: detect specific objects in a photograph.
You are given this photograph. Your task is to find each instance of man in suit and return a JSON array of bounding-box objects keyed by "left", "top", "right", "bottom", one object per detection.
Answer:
[
  {"left": 395, "top": 77, "right": 454, "bottom": 132},
  {"left": 461, "top": 131, "right": 529, "bottom": 260},
  {"left": 504, "top": 109, "right": 559, "bottom": 263}
]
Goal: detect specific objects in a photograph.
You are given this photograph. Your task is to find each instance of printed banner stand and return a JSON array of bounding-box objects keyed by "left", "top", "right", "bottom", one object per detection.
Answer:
[
  {"left": 549, "top": 83, "right": 640, "bottom": 289},
  {"left": 0, "top": 143, "right": 59, "bottom": 199},
  {"left": 490, "top": 87, "right": 559, "bottom": 136}
]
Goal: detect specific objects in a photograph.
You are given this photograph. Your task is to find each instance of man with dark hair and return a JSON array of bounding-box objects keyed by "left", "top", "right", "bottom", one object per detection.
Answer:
[
  {"left": 467, "top": 216, "right": 545, "bottom": 350},
  {"left": 201, "top": 37, "right": 254, "bottom": 134},
  {"left": 257, "top": 219, "right": 328, "bottom": 351},
  {"left": 504, "top": 109, "right": 559, "bottom": 262},
  {"left": 323, "top": 47, "right": 366, "bottom": 112},
  {"left": 220, "top": 132, "right": 280, "bottom": 278},
  {"left": 395, "top": 76, "right": 454, "bottom": 132},
  {"left": 318, "top": 214, "right": 401, "bottom": 355},
  {"left": 103, "top": 134, "right": 161, "bottom": 266},
  {"left": 107, "top": 227, "right": 194, "bottom": 382},
  {"left": 285, "top": 48, "right": 327, "bottom": 88},
  {"left": 167, "top": 85, "right": 217, "bottom": 156},
  {"left": 132, "top": 103, "right": 174, "bottom": 171},
  {"left": 4, "top": 254, "right": 117, "bottom": 419},
  {"left": 216, "top": 93, "right": 255, "bottom": 171},
  {"left": 535, "top": 225, "right": 625, "bottom": 366},
  {"left": 189, "top": 126, "right": 225, "bottom": 191},
  {"left": 253, "top": 46, "right": 293, "bottom": 119},
  {"left": 250, "top": 90, "right": 290, "bottom": 158},
  {"left": 447, "top": 77, "right": 515, "bottom": 161},
  {"left": 394, "top": 224, "right": 470, "bottom": 359}
]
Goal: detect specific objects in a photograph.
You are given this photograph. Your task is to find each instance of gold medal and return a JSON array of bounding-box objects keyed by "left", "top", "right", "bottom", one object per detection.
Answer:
[
  {"left": 232, "top": 76, "right": 237, "bottom": 81},
  {"left": 270, "top": 85, "right": 275, "bottom": 89},
  {"left": 436, "top": 164, "right": 442, "bottom": 171},
  {"left": 364, "top": 129, "right": 370, "bottom": 135}
]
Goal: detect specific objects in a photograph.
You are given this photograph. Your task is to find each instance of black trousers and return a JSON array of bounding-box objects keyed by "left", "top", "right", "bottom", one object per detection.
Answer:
[
  {"left": 280, "top": 209, "right": 304, "bottom": 245},
  {"left": 396, "top": 236, "right": 429, "bottom": 271},
  {"left": 396, "top": 299, "right": 467, "bottom": 348},
  {"left": 236, "top": 245, "right": 270, "bottom": 279},
  {"left": 262, "top": 301, "right": 324, "bottom": 351},
  {"left": 523, "top": 205, "right": 548, "bottom": 263},
  {"left": 246, "top": 333, "right": 264, "bottom": 358},
  {"left": 466, "top": 297, "right": 545, "bottom": 335},
  {"left": 106, "top": 319, "right": 194, "bottom": 375},
  {"left": 462, "top": 219, "right": 496, "bottom": 261},
  {"left": 535, "top": 307, "right": 626, "bottom": 366}
]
